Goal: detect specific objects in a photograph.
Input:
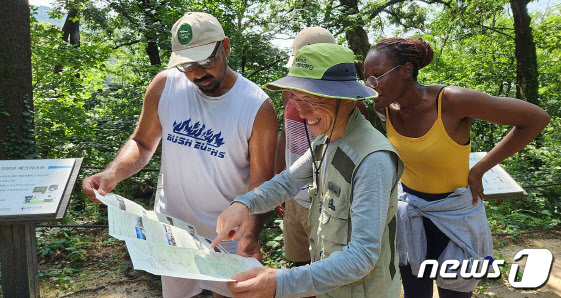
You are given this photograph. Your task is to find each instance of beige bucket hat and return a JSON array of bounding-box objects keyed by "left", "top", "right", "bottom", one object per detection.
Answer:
[{"left": 286, "top": 27, "right": 336, "bottom": 68}]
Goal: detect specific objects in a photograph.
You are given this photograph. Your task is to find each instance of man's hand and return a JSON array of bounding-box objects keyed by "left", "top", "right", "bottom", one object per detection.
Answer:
[
  {"left": 237, "top": 233, "right": 263, "bottom": 263},
  {"left": 82, "top": 171, "right": 117, "bottom": 204},
  {"left": 274, "top": 204, "right": 285, "bottom": 218},
  {"left": 228, "top": 267, "right": 277, "bottom": 298},
  {"left": 211, "top": 202, "right": 250, "bottom": 248},
  {"left": 468, "top": 166, "right": 485, "bottom": 206}
]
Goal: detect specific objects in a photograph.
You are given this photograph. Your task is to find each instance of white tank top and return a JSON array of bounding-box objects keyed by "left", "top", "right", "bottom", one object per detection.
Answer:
[{"left": 156, "top": 69, "right": 267, "bottom": 253}]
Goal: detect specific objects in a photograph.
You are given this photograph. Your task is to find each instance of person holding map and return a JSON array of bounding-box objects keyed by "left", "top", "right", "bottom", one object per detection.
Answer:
[
  {"left": 212, "top": 43, "right": 405, "bottom": 297},
  {"left": 363, "top": 37, "right": 550, "bottom": 297},
  {"left": 273, "top": 27, "right": 370, "bottom": 270},
  {"left": 82, "top": 12, "right": 277, "bottom": 298}
]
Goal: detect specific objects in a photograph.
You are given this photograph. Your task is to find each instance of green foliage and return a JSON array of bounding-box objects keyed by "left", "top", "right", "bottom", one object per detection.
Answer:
[
  {"left": 534, "top": 9, "right": 561, "bottom": 117},
  {"left": 0, "top": 94, "right": 38, "bottom": 159},
  {"left": 259, "top": 213, "right": 292, "bottom": 268},
  {"left": 36, "top": 228, "right": 93, "bottom": 288},
  {"left": 31, "top": 11, "right": 112, "bottom": 159},
  {"left": 489, "top": 116, "right": 561, "bottom": 235}
]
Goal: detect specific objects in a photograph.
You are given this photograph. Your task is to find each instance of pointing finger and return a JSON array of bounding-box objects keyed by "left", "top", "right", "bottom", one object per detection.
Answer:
[{"left": 210, "top": 229, "right": 230, "bottom": 248}]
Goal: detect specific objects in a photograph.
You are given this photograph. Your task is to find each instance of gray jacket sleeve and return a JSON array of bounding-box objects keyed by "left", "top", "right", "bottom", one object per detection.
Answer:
[
  {"left": 234, "top": 150, "right": 314, "bottom": 213},
  {"left": 275, "top": 151, "right": 398, "bottom": 297}
]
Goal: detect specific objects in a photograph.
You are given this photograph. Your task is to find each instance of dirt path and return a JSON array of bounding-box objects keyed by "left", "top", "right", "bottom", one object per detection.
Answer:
[
  {"left": 32, "top": 231, "right": 561, "bottom": 298},
  {"left": 475, "top": 237, "right": 561, "bottom": 297}
]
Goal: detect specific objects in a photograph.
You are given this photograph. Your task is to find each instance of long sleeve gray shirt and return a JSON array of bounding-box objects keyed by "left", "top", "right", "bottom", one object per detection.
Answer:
[{"left": 235, "top": 145, "right": 398, "bottom": 297}]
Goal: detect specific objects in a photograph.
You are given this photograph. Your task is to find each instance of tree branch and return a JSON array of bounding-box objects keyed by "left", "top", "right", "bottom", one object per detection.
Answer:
[
  {"left": 108, "top": 2, "right": 140, "bottom": 27},
  {"left": 113, "top": 39, "right": 142, "bottom": 49},
  {"left": 419, "top": 0, "right": 453, "bottom": 8},
  {"left": 477, "top": 23, "right": 515, "bottom": 39},
  {"left": 247, "top": 55, "right": 288, "bottom": 79},
  {"left": 383, "top": 9, "right": 419, "bottom": 30},
  {"left": 368, "top": 0, "right": 406, "bottom": 19},
  {"left": 368, "top": 0, "right": 453, "bottom": 20}
]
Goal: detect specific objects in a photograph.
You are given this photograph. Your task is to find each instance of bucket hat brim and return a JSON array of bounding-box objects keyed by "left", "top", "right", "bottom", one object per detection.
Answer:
[{"left": 264, "top": 76, "right": 377, "bottom": 101}]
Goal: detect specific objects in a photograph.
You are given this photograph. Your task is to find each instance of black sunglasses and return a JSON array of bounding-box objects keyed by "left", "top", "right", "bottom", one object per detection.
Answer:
[{"left": 176, "top": 40, "right": 223, "bottom": 73}]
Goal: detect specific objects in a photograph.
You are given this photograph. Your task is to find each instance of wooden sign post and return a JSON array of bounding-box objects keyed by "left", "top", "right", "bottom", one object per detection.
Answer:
[
  {"left": 0, "top": 223, "right": 39, "bottom": 297},
  {"left": 0, "top": 158, "right": 82, "bottom": 297}
]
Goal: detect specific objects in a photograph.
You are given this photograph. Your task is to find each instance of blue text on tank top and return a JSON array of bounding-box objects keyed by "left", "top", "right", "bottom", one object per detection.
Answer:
[{"left": 166, "top": 118, "right": 226, "bottom": 158}]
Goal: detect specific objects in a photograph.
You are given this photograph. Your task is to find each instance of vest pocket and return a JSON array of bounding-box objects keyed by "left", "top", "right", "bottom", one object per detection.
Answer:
[
  {"left": 318, "top": 192, "right": 350, "bottom": 250},
  {"left": 324, "top": 182, "right": 351, "bottom": 219}
]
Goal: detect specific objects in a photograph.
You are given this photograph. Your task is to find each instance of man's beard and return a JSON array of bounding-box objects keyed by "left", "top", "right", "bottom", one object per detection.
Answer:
[
  {"left": 195, "top": 75, "right": 221, "bottom": 95},
  {"left": 194, "top": 58, "right": 227, "bottom": 96}
]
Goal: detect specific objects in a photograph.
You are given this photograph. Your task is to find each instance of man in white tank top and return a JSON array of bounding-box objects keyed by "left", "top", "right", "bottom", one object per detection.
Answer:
[{"left": 82, "top": 12, "right": 277, "bottom": 298}]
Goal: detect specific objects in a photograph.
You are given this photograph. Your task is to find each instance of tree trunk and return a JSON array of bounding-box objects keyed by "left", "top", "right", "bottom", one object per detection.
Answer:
[
  {"left": 510, "top": 0, "right": 539, "bottom": 105},
  {"left": 140, "top": 0, "right": 161, "bottom": 66},
  {"left": 56, "top": 8, "right": 80, "bottom": 75},
  {"left": 145, "top": 41, "right": 161, "bottom": 66},
  {"left": 62, "top": 8, "right": 80, "bottom": 45},
  {"left": 0, "top": 0, "right": 36, "bottom": 159},
  {"left": 241, "top": 45, "right": 247, "bottom": 76},
  {"left": 340, "top": 0, "right": 371, "bottom": 80},
  {"left": 510, "top": 0, "right": 543, "bottom": 147},
  {"left": 338, "top": 0, "right": 384, "bottom": 131}
]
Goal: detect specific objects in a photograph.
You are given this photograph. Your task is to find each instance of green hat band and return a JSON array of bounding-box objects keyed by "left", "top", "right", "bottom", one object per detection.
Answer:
[{"left": 288, "top": 44, "right": 357, "bottom": 81}]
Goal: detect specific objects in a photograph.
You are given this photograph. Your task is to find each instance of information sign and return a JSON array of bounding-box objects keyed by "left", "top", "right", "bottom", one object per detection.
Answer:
[
  {"left": 0, "top": 158, "right": 82, "bottom": 222},
  {"left": 469, "top": 152, "right": 527, "bottom": 199}
]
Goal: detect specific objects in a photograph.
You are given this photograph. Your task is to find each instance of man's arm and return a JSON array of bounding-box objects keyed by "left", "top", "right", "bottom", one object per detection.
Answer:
[
  {"left": 82, "top": 71, "right": 167, "bottom": 203},
  {"left": 237, "top": 98, "right": 278, "bottom": 260},
  {"left": 273, "top": 91, "right": 290, "bottom": 217},
  {"left": 274, "top": 129, "right": 287, "bottom": 174},
  {"left": 273, "top": 128, "right": 287, "bottom": 218},
  {"left": 274, "top": 91, "right": 290, "bottom": 175}
]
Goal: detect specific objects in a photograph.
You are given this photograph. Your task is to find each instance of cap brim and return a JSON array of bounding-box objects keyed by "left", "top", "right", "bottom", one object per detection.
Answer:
[
  {"left": 168, "top": 42, "right": 218, "bottom": 69},
  {"left": 264, "top": 77, "right": 377, "bottom": 100}
]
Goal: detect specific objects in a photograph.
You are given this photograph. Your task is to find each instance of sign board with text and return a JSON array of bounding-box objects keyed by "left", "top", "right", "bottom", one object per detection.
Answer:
[
  {"left": 469, "top": 152, "right": 527, "bottom": 199},
  {"left": 0, "top": 158, "right": 82, "bottom": 222}
]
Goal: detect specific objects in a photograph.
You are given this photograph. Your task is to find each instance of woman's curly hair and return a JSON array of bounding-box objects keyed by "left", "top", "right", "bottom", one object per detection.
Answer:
[{"left": 368, "top": 37, "right": 434, "bottom": 81}]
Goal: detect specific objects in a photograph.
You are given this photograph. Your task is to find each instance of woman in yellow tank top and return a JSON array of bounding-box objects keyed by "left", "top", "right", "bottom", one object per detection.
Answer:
[{"left": 363, "top": 37, "right": 550, "bottom": 298}]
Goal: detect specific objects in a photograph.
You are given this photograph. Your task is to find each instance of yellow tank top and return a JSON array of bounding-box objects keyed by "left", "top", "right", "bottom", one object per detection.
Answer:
[{"left": 386, "top": 87, "right": 471, "bottom": 194}]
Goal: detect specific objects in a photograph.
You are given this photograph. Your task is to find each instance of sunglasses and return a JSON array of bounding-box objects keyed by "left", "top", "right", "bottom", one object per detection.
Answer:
[{"left": 176, "top": 40, "right": 223, "bottom": 73}]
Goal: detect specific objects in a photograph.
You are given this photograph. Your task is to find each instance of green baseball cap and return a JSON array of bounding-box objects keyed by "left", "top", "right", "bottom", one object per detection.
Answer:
[{"left": 264, "top": 43, "right": 377, "bottom": 100}]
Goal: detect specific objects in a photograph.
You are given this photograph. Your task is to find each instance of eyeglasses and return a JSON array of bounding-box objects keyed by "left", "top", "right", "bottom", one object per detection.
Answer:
[
  {"left": 176, "top": 41, "right": 223, "bottom": 73},
  {"left": 289, "top": 93, "right": 326, "bottom": 111},
  {"left": 365, "top": 65, "right": 402, "bottom": 89}
]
